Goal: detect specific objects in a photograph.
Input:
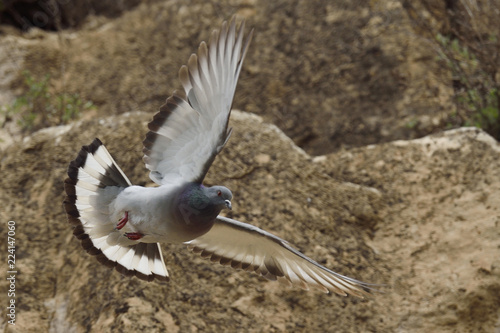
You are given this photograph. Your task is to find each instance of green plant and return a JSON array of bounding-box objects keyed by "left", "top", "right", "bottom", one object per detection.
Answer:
[
  {"left": 405, "top": 118, "right": 419, "bottom": 129},
  {"left": 402, "top": 0, "right": 500, "bottom": 139},
  {"left": 1, "top": 70, "right": 94, "bottom": 131},
  {"left": 435, "top": 33, "right": 500, "bottom": 136}
]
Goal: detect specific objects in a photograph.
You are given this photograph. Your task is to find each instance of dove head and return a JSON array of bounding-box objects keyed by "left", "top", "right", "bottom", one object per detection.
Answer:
[
  {"left": 205, "top": 185, "right": 233, "bottom": 211},
  {"left": 175, "top": 183, "right": 233, "bottom": 233}
]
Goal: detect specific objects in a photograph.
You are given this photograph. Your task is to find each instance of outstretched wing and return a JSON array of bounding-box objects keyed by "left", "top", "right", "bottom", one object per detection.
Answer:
[
  {"left": 143, "top": 18, "right": 253, "bottom": 185},
  {"left": 186, "top": 216, "right": 376, "bottom": 297}
]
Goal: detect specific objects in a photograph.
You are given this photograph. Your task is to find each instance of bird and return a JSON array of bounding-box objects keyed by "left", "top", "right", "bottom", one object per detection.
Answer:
[{"left": 63, "top": 17, "right": 376, "bottom": 298}]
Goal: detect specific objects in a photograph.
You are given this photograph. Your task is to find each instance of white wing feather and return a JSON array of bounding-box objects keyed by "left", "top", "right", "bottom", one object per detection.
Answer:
[
  {"left": 143, "top": 19, "right": 253, "bottom": 185},
  {"left": 186, "top": 216, "right": 376, "bottom": 297}
]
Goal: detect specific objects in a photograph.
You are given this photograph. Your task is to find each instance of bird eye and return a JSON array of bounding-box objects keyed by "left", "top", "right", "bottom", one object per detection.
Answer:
[{"left": 217, "top": 190, "right": 222, "bottom": 196}]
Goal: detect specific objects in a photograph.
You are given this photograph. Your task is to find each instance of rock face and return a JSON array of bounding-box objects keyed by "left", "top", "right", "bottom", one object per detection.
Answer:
[
  {"left": 1, "top": 0, "right": 500, "bottom": 331},
  {"left": 0, "top": 110, "right": 499, "bottom": 332},
  {"left": 0, "top": 0, "right": 455, "bottom": 155},
  {"left": 0, "top": 0, "right": 142, "bottom": 30},
  {"left": 324, "top": 127, "right": 500, "bottom": 332}
]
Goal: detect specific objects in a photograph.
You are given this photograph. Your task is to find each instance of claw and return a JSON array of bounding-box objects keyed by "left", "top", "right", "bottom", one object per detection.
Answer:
[
  {"left": 117, "top": 211, "right": 129, "bottom": 230},
  {"left": 124, "top": 232, "right": 143, "bottom": 241}
]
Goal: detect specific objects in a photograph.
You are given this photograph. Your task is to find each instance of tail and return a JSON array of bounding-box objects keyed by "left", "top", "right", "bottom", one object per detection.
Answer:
[{"left": 63, "top": 138, "right": 169, "bottom": 282}]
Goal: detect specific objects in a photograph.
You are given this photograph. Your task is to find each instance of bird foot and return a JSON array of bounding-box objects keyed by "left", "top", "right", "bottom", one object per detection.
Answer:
[
  {"left": 124, "top": 232, "right": 143, "bottom": 241},
  {"left": 116, "top": 211, "right": 129, "bottom": 230}
]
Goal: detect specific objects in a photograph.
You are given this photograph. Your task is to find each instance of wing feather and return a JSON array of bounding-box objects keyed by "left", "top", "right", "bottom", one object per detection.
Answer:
[
  {"left": 186, "top": 216, "right": 378, "bottom": 297},
  {"left": 143, "top": 17, "right": 253, "bottom": 185}
]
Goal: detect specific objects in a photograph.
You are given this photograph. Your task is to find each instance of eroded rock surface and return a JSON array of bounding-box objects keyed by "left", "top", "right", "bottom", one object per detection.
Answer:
[{"left": 0, "top": 111, "right": 499, "bottom": 332}]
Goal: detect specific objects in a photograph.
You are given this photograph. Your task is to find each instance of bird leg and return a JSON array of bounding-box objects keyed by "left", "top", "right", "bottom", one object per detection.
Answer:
[
  {"left": 124, "top": 232, "right": 143, "bottom": 241},
  {"left": 116, "top": 211, "right": 129, "bottom": 230}
]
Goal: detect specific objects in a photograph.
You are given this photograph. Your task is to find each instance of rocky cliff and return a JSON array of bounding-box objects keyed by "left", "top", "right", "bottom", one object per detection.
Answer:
[
  {"left": 0, "top": 111, "right": 499, "bottom": 332},
  {"left": 0, "top": 0, "right": 499, "bottom": 332}
]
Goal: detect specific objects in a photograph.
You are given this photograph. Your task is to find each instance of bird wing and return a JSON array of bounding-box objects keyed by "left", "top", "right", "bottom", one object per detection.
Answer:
[
  {"left": 185, "top": 216, "right": 375, "bottom": 297},
  {"left": 143, "top": 18, "right": 253, "bottom": 185}
]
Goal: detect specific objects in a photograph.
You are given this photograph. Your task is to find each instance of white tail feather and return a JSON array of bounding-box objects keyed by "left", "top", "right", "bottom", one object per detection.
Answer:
[{"left": 64, "top": 138, "right": 169, "bottom": 281}]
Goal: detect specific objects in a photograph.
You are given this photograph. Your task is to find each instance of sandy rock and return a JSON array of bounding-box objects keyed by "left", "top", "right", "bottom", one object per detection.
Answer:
[
  {"left": 0, "top": 0, "right": 456, "bottom": 156},
  {"left": 0, "top": 110, "right": 381, "bottom": 332},
  {"left": 0, "top": 109, "right": 499, "bottom": 332},
  {"left": 324, "top": 126, "right": 500, "bottom": 332},
  {"left": 0, "top": 1, "right": 499, "bottom": 331}
]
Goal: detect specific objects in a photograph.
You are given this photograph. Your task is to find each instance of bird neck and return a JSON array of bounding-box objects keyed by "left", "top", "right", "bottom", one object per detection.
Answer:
[{"left": 175, "top": 183, "right": 220, "bottom": 227}]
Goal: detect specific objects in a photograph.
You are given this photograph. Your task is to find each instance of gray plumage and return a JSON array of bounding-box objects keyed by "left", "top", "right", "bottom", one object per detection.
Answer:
[{"left": 63, "top": 17, "right": 376, "bottom": 297}]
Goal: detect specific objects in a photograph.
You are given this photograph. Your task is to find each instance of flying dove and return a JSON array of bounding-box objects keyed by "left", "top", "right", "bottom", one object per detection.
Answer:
[{"left": 64, "top": 17, "right": 376, "bottom": 297}]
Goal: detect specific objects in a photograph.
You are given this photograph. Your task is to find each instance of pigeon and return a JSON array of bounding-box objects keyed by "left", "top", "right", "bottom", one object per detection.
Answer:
[{"left": 63, "top": 17, "right": 376, "bottom": 297}]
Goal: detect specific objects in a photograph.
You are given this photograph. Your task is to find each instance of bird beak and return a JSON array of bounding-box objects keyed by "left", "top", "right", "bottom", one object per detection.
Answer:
[{"left": 225, "top": 200, "right": 232, "bottom": 210}]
